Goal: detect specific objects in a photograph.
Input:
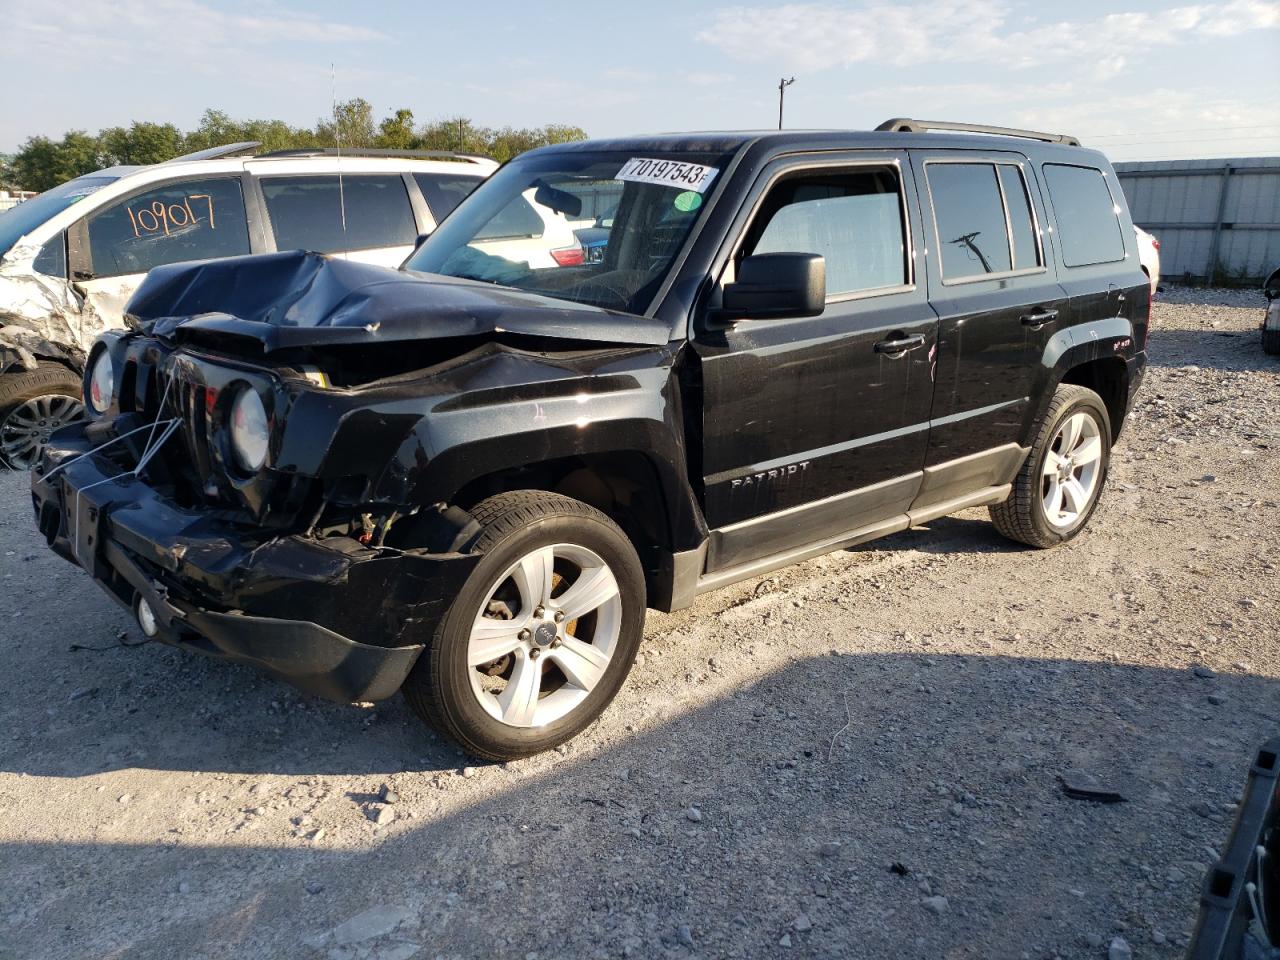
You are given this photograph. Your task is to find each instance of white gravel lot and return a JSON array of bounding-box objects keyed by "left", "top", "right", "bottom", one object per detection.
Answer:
[{"left": 0, "top": 287, "right": 1277, "bottom": 960}]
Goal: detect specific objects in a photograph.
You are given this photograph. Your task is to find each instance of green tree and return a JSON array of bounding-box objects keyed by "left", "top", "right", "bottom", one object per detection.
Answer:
[
  {"left": 376, "top": 108, "right": 420, "bottom": 150},
  {"left": 419, "top": 117, "right": 486, "bottom": 154},
  {"left": 316, "top": 98, "right": 375, "bottom": 148},
  {"left": 99, "top": 121, "right": 184, "bottom": 166},
  {"left": 11, "top": 131, "right": 102, "bottom": 192},
  {"left": 0, "top": 153, "right": 17, "bottom": 191},
  {"left": 182, "top": 109, "right": 243, "bottom": 152}
]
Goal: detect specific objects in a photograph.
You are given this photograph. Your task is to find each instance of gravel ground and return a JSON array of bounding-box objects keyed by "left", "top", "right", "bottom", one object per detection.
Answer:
[{"left": 1, "top": 287, "right": 1277, "bottom": 960}]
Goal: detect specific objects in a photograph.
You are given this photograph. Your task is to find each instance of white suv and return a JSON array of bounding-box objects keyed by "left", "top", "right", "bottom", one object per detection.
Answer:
[{"left": 0, "top": 144, "right": 498, "bottom": 467}]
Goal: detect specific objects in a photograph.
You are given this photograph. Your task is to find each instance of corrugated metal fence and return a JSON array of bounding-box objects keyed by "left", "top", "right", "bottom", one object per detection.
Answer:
[{"left": 1114, "top": 157, "right": 1280, "bottom": 285}]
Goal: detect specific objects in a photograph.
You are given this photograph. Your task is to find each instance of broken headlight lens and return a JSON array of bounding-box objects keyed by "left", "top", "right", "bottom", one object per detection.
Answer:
[
  {"left": 87, "top": 351, "right": 114, "bottom": 415},
  {"left": 229, "top": 387, "right": 269, "bottom": 473}
]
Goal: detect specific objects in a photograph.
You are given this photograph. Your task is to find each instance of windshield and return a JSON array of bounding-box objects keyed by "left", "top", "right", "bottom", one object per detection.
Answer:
[
  {"left": 404, "top": 149, "right": 732, "bottom": 315},
  {"left": 0, "top": 175, "right": 117, "bottom": 258}
]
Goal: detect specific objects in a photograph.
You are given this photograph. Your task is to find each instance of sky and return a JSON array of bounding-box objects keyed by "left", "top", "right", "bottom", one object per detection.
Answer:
[{"left": 2, "top": 0, "right": 1278, "bottom": 161}]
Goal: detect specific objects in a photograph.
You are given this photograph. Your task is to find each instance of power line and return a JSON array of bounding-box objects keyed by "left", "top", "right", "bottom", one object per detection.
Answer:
[
  {"left": 1085, "top": 124, "right": 1280, "bottom": 139},
  {"left": 1098, "top": 134, "right": 1280, "bottom": 147}
]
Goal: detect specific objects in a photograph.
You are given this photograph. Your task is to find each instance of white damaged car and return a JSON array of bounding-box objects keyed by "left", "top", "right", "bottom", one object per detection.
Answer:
[{"left": 0, "top": 143, "right": 502, "bottom": 467}]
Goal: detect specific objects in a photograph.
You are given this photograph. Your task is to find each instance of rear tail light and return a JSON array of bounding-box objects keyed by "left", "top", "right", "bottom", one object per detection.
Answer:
[
  {"left": 550, "top": 246, "right": 585, "bottom": 267},
  {"left": 1151, "top": 238, "right": 1160, "bottom": 250}
]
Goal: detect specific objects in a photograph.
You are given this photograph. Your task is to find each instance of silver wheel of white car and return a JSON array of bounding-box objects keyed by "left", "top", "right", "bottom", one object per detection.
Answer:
[
  {"left": 0, "top": 362, "right": 86, "bottom": 469},
  {"left": 468, "top": 542, "right": 623, "bottom": 728},
  {"left": 1041, "top": 412, "right": 1104, "bottom": 530},
  {"left": 401, "top": 490, "right": 645, "bottom": 761}
]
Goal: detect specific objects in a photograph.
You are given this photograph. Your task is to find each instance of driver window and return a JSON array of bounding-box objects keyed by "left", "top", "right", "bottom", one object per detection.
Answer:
[
  {"left": 744, "top": 166, "right": 908, "bottom": 297},
  {"left": 84, "top": 178, "right": 250, "bottom": 278}
]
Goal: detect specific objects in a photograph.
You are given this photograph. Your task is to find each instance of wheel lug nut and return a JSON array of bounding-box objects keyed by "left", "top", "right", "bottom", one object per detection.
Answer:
[
  {"left": 529, "top": 648, "right": 541, "bottom": 660},
  {"left": 534, "top": 606, "right": 545, "bottom": 618},
  {"left": 550, "top": 638, "right": 561, "bottom": 649},
  {"left": 518, "top": 628, "right": 531, "bottom": 641},
  {"left": 554, "top": 610, "right": 565, "bottom": 623}
]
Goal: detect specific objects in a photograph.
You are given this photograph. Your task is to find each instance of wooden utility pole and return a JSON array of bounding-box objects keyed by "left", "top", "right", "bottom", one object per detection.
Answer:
[{"left": 778, "top": 77, "right": 795, "bottom": 129}]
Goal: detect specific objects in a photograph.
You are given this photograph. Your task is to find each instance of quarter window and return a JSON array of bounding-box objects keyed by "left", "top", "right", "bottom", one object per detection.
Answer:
[
  {"left": 261, "top": 175, "right": 416, "bottom": 254},
  {"left": 998, "top": 165, "right": 1041, "bottom": 271},
  {"left": 927, "top": 163, "right": 1013, "bottom": 280},
  {"left": 413, "top": 172, "right": 484, "bottom": 223},
  {"left": 33, "top": 233, "right": 67, "bottom": 278},
  {"left": 84, "top": 178, "right": 250, "bottom": 278},
  {"left": 1042, "top": 163, "right": 1126, "bottom": 267},
  {"left": 746, "top": 166, "right": 908, "bottom": 297}
]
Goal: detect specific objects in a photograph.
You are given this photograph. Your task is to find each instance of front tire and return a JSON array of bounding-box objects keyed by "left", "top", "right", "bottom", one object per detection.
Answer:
[
  {"left": 0, "top": 363, "right": 85, "bottom": 469},
  {"left": 402, "top": 491, "right": 645, "bottom": 760},
  {"left": 990, "top": 384, "right": 1112, "bottom": 548}
]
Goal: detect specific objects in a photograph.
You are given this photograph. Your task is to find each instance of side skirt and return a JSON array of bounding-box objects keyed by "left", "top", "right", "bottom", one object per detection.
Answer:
[{"left": 659, "top": 444, "right": 1030, "bottom": 609}]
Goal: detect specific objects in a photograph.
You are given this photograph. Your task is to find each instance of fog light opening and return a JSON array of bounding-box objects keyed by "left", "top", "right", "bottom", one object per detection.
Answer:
[{"left": 136, "top": 596, "right": 159, "bottom": 638}]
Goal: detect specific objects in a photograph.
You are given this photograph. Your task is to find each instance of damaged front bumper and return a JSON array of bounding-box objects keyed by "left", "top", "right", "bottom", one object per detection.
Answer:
[{"left": 31, "top": 422, "right": 479, "bottom": 703}]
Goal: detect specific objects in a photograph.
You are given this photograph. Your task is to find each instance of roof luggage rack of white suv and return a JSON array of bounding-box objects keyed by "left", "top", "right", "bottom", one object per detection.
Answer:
[
  {"left": 162, "top": 141, "right": 264, "bottom": 163},
  {"left": 256, "top": 148, "right": 493, "bottom": 164},
  {"left": 875, "top": 118, "right": 1081, "bottom": 147}
]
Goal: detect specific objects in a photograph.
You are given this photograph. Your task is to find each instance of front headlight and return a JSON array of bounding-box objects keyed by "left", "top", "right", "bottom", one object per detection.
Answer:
[
  {"left": 229, "top": 387, "right": 269, "bottom": 473},
  {"left": 87, "top": 351, "right": 114, "bottom": 415}
]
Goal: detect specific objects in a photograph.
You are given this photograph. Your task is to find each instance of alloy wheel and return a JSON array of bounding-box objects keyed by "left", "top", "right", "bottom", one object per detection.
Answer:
[
  {"left": 467, "top": 542, "right": 622, "bottom": 728},
  {"left": 0, "top": 394, "right": 84, "bottom": 469},
  {"left": 1041, "top": 411, "right": 1103, "bottom": 529}
]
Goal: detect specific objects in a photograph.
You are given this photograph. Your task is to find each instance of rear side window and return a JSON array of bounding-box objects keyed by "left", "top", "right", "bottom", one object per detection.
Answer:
[
  {"left": 927, "top": 163, "right": 1013, "bottom": 280},
  {"left": 746, "top": 166, "right": 907, "bottom": 297},
  {"left": 84, "top": 178, "right": 250, "bottom": 278},
  {"left": 1042, "top": 164, "right": 1126, "bottom": 267},
  {"left": 414, "top": 173, "right": 483, "bottom": 223},
  {"left": 262, "top": 175, "right": 416, "bottom": 253}
]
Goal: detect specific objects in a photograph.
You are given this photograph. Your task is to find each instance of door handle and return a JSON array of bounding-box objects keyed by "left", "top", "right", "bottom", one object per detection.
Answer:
[
  {"left": 873, "top": 333, "right": 927, "bottom": 355},
  {"left": 1020, "top": 308, "right": 1059, "bottom": 329}
]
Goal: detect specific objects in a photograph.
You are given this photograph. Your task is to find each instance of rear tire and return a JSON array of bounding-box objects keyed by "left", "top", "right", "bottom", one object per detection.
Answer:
[
  {"left": 0, "top": 363, "right": 85, "bottom": 469},
  {"left": 990, "top": 384, "right": 1112, "bottom": 549},
  {"left": 401, "top": 490, "right": 645, "bottom": 761}
]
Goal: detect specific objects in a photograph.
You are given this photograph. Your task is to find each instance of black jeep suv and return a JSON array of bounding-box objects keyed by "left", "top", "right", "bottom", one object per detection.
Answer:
[{"left": 32, "top": 120, "right": 1148, "bottom": 760}]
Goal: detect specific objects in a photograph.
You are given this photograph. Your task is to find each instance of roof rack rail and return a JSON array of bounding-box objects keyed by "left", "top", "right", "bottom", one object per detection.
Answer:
[
  {"left": 254, "top": 147, "right": 493, "bottom": 163},
  {"left": 875, "top": 118, "right": 1081, "bottom": 147},
  {"left": 162, "top": 141, "right": 263, "bottom": 163}
]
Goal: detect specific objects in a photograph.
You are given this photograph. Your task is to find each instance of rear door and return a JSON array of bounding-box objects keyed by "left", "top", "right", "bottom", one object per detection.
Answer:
[
  {"left": 693, "top": 152, "right": 939, "bottom": 572},
  {"left": 255, "top": 173, "right": 420, "bottom": 267},
  {"left": 911, "top": 152, "right": 1067, "bottom": 481}
]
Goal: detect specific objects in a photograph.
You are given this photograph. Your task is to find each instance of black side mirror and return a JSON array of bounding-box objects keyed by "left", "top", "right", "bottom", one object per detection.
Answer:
[{"left": 718, "top": 252, "right": 826, "bottom": 321}]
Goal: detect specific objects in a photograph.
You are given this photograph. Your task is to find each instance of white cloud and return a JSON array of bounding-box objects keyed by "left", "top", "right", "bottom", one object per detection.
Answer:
[
  {"left": 698, "top": 0, "right": 1280, "bottom": 70},
  {"left": 9, "top": 0, "right": 387, "bottom": 65}
]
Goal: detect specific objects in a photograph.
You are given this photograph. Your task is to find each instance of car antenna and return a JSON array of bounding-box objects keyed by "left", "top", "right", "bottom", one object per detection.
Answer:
[{"left": 331, "top": 62, "right": 347, "bottom": 234}]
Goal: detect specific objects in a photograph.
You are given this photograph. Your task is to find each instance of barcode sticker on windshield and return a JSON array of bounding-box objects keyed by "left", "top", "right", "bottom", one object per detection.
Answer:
[{"left": 615, "top": 158, "right": 719, "bottom": 194}]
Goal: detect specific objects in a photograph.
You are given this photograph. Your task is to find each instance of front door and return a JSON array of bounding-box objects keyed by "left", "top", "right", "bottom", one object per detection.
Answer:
[{"left": 693, "top": 153, "right": 938, "bottom": 572}]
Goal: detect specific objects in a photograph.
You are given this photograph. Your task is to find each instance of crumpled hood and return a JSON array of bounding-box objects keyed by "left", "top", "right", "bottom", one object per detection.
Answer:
[{"left": 126, "top": 250, "right": 672, "bottom": 353}]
